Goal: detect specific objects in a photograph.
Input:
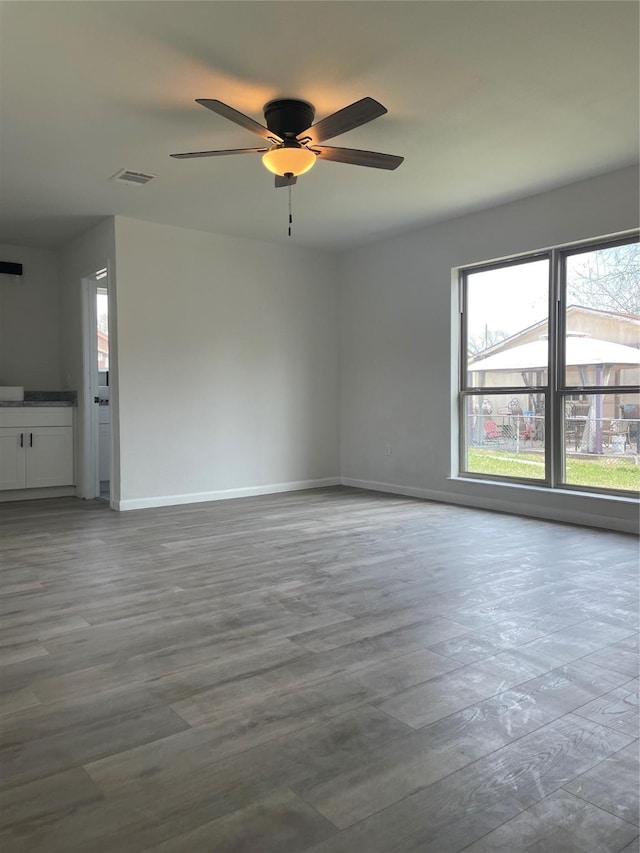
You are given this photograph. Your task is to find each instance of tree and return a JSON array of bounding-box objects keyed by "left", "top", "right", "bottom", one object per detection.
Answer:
[
  {"left": 468, "top": 327, "right": 509, "bottom": 357},
  {"left": 567, "top": 242, "right": 640, "bottom": 315}
]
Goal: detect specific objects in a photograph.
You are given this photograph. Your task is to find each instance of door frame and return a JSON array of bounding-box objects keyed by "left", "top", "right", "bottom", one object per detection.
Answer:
[{"left": 81, "top": 265, "right": 112, "bottom": 503}]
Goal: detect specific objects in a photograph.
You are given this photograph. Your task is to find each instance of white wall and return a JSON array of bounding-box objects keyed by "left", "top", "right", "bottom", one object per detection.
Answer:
[
  {"left": 113, "top": 217, "right": 339, "bottom": 508},
  {"left": 0, "top": 244, "right": 61, "bottom": 389},
  {"left": 59, "top": 218, "right": 117, "bottom": 501},
  {"left": 339, "top": 166, "right": 640, "bottom": 533}
]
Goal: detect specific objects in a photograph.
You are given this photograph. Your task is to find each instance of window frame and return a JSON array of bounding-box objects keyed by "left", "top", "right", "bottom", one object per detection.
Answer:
[
  {"left": 555, "top": 234, "right": 639, "bottom": 496},
  {"left": 458, "top": 232, "right": 640, "bottom": 498}
]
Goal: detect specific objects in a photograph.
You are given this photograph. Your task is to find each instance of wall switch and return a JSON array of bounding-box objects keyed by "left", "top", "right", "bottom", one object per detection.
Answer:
[{"left": 384, "top": 443, "right": 392, "bottom": 456}]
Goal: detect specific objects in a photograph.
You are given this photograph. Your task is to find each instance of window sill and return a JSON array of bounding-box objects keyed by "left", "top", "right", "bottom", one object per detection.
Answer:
[{"left": 448, "top": 475, "right": 639, "bottom": 505}]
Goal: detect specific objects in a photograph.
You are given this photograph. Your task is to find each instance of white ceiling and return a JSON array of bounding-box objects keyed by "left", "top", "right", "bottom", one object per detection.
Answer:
[{"left": 1, "top": 1, "right": 638, "bottom": 251}]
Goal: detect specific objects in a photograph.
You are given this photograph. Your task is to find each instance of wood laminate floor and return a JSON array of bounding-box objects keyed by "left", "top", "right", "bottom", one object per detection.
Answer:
[{"left": 0, "top": 487, "right": 638, "bottom": 852}]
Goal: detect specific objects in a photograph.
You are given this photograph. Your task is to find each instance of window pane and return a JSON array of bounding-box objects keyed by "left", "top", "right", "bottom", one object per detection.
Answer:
[
  {"left": 463, "top": 393, "right": 546, "bottom": 481},
  {"left": 466, "top": 259, "right": 549, "bottom": 388},
  {"left": 564, "top": 241, "right": 640, "bottom": 387},
  {"left": 562, "top": 392, "right": 640, "bottom": 493},
  {"left": 97, "top": 287, "right": 109, "bottom": 371}
]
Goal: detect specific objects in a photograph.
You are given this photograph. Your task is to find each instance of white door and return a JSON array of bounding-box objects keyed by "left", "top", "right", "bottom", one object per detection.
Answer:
[
  {"left": 0, "top": 428, "right": 26, "bottom": 490},
  {"left": 25, "top": 427, "right": 74, "bottom": 487}
]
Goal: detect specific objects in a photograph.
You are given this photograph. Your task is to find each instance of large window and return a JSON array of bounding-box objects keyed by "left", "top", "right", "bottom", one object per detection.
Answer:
[{"left": 459, "top": 235, "right": 639, "bottom": 496}]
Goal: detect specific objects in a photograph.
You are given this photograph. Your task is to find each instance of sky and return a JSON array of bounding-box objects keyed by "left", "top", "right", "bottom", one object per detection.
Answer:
[
  {"left": 466, "top": 241, "right": 639, "bottom": 347},
  {"left": 466, "top": 258, "right": 549, "bottom": 343}
]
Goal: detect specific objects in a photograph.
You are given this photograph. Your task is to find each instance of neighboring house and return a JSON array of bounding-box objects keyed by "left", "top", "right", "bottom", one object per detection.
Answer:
[
  {"left": 97, "top": 329, "right": 109, "bottom": 370},
  {"left": 469, "top": 306, "right": 639, "bottom": 447},
  {"left": 476, "top": 305, "right": 639, "bottom": 354},
  {"left": 470, "top": 305, "right": 639, "bottom": 412}
]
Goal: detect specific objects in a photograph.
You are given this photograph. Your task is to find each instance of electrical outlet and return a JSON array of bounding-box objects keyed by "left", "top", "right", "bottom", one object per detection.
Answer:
[{"left": 384, "top": 443, "right": 392, "bottom": 456}]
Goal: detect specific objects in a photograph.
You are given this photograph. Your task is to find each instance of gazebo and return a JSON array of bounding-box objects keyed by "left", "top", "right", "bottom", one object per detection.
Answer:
[
  {"left": 469, "top": 334, "right": 640, "bottom": 383},
  {"left": 469, "top": 335, "right": 640, "bottom": 453}
]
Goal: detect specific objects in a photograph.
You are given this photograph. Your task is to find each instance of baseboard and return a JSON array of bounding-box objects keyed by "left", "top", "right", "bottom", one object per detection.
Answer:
[
  {"left": 116, "top": 477, "right": 341, "bottom": 511},
  {"left": 341, "top": 477, "right": 434, "bottom": 501},
  {"left": 0, "top": 486, "right": 77, "bottom": 503},
  {"left": 6, "top": 475, "right": 634, "bottom": 534},
  {"left": 340, "top": 477, "right": 639, "bottom": 535}
]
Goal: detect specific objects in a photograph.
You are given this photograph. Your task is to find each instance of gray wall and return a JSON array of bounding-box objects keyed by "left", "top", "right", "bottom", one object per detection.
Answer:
[
  {"left": 4, "top": 166, "right": 637, "bottom": 529},
  {"left": 338, "top": 166, "right": 639, "bottom": 533},
  {"left": 0, "top": 243, "right": 61, "bottom": 390},
  {"left": 113, "top": 217, "right": 340, "bottom": 508}
]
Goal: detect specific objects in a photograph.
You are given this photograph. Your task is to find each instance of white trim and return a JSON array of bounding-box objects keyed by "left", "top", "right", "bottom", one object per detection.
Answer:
[
  {"left": 115, "top": 477, "right": 341, "bottom": 511},
  {"left": 340, "top": 476, "right": 639, "bottom": 535},
  {"left": 81, "top": 274, "right": 99, "bottom": 499},
  {"left": 80, "top": 266, "right": 114, "bottom": 502},
  {"left": 0, "top": 486, "right": 76, "bottom": 503},
  {"left": 341, "top": 477, "right": 432, "bottom": 501},
  {"left": 106, "top": 259, "right": 119, "bottom": 511}
]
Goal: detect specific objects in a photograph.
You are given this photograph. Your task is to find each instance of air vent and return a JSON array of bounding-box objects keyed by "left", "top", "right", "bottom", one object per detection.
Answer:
[{"left": 110, "top": 169, "right": 157, "bottom": 186}]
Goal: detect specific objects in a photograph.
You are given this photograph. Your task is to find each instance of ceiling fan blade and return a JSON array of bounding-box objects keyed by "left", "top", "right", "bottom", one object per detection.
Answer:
[
  {"left": 314, "top": 146, "right": 404, "bottom": 170},
  {"left": 196, "top": 99, "right": 281, "bottom": 142},
  {"left": 170, "top": 147, "right": 268, "bottom": 159},
  {"left": 299, "top": 97, "right": 387, "bottom": 145},
  {"left": 275, "top": 174, "right": 297, "bottom": 188}
]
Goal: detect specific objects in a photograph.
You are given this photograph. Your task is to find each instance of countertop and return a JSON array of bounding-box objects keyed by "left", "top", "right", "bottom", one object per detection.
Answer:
[{"left": 0, "top": 391, "right": 77, "bottom": 408}]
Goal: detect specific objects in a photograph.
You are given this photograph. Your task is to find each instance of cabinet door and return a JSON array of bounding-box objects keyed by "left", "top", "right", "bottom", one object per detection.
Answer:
[
  {"left": 0, "top": 428, "right": 27, "bottom": 490},
  {"left": 25, "top": 427, "right": 74, "bottom": 488}
]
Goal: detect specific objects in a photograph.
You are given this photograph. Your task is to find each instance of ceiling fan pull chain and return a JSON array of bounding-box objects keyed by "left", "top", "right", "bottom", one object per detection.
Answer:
[{"left": 288, "top": 182, "right": 293, "bottom": 237}]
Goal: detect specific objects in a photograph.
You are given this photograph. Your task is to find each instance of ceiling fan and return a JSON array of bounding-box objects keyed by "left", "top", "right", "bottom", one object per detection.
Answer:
[{"left": 170, "top": 97, "right": 403, "bottom": 187}]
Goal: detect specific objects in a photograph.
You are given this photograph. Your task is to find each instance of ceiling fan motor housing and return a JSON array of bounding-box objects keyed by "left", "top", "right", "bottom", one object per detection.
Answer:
[{"left": 264, "top": 99, "right": 315, "bottom": 139}]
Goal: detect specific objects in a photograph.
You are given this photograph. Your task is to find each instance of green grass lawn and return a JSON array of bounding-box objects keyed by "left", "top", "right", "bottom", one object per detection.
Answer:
[{"left": 467, "top": 449, "right": 640, "bottom": 492}]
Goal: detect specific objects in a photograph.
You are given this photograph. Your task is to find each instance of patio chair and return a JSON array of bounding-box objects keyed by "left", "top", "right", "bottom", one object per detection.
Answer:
[
  {"left": 603, "top": 420, "right": 629, "bottom": 450},
  {"left": 566, "top": 416, "right": 587, "bottom": 451},
  {"left": 519, "top": 422, "right": 535, "bottom": 442},
  {"left": 484, "top": 419, "right": 502, "bottom": 441}
]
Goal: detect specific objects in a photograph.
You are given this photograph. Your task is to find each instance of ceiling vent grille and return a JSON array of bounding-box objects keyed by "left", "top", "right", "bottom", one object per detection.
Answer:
[{"left": 110, "top": 169, "right": 157, "bottom": 186}]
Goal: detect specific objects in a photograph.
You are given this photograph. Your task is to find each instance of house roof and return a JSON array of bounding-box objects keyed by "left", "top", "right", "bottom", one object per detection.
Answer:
[
  {"left": 473, "top": 305, "right": 640, "bottom": 361},
  {"left": 564, "top": 304, "right": 640, "bottom": 323},
  {"left": 1, "top": 1, "right": 638, "bottom": 250},
  {"left": 470, "top": 335, "right": 640, "bottom": 372}
]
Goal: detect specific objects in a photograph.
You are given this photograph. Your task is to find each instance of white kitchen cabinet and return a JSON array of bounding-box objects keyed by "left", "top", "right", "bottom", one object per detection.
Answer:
[
  {"left": 25, "top": 427, "right": 74, "bottom": 487},
  {"left": 0, "top": 408, "right": 74, "bottom": 491},
  {"left": 0, "top": 428, "right": 26, "bottom": 489}
]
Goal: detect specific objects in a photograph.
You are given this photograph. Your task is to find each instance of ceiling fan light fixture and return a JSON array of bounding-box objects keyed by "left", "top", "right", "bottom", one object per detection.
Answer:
[{"left": 262, "top": 145, "right": 316, "bottom": 177}]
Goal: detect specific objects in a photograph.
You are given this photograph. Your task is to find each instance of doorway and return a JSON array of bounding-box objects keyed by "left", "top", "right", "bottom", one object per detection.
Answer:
[
  {"left": 96, "top": 282, "right": 110, "bottom": 500},
  {"left": 82, "top": 267, "right": 112, "bottom": 503}
]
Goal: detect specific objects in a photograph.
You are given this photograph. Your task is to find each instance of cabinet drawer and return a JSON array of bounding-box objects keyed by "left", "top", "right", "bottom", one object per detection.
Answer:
[{"left": 0, "top": 407, "right": 73, "bottom": 428}]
